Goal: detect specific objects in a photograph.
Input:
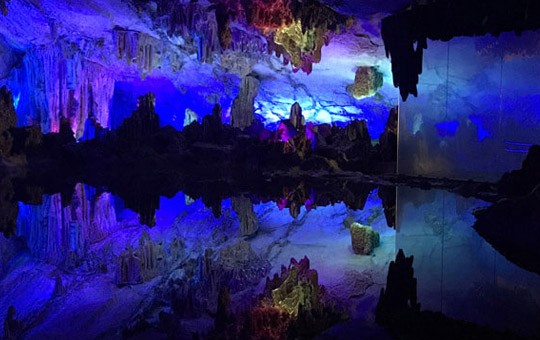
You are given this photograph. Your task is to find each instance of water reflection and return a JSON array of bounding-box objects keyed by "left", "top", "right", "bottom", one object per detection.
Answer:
[{"left": 1, "top": 183, "right": 539, "bottom": 338}]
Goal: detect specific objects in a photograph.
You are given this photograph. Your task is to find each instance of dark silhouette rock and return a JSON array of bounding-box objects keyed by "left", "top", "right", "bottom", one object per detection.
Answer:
[
  {"left": 118, "top": 93, "right": 160, "bottom": 140},
  {"left": 0, "top": 86, "right": 16, "bottom": 157}
]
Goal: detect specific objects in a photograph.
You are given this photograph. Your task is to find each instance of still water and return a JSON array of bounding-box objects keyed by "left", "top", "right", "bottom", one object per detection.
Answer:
[{"left": 1, "top": 184, "right": 539, "bottom": 339}]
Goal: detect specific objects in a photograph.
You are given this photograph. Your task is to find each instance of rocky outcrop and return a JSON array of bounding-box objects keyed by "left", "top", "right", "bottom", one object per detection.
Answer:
[
  {"left": 231, "top": 195, "right": 259, "bottom": 236},
  {"left": 289, "top": 102, "right": 305, "bottom": 130},
  {"left": 202, "top": 104, "right": 224, "bottom": 143},
  {"left": 217, "top": 240, "right": 269, "bottom": 291},
  {"left": 258, "top": 256, "right": 343, "bottom": 338},
  {"left": 376, "top": 248, "right": 514, "bottom": 338},
  {"left": 376, "top": 249, "right": 420, "bottom": 325},
  {"left": 118, "top": 93, "right": 159, "bottom": 140},
  {"left": 346, "top": 66, "right": 383, "bottom": 99},
  {"left": 350, "top": 222, "right": 380, "bottom": 255},
  {"left": 498, "top": 145, "right": 540, "bottom": 197},
  {"left": 269, "top": 256, "right": 322, "bottom": 317},
  {"left": 231, "top": 76, "right": 259, "bottom": 129}
]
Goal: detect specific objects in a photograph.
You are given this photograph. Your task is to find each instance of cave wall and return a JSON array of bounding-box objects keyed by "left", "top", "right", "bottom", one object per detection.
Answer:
[{"left": 398, "top": 30, "right": 540, "bottom": 181}]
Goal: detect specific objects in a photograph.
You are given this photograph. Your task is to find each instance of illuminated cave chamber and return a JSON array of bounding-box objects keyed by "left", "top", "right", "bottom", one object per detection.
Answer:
[{"left": 0, "top": 0, "right": 400, "bottom": 143}]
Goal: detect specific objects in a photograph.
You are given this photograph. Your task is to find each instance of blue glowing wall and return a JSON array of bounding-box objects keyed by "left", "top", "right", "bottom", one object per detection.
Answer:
[
  {"left": 398, "top": 31, "right": 540, "bottom": 180},
  {"left": 110, "top": 77, "right": 234, "bottom": 131}
]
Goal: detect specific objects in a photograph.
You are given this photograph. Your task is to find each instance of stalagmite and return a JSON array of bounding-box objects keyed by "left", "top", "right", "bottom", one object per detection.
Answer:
[
  {"left": 289, "top": 102, "right": 305, "bottom": 130},
  {"left": 231, "top": 76, "right": 259, "bottom": 129},
  {"left": 184, "top": 108, "right": 198, "bottom": 127}
]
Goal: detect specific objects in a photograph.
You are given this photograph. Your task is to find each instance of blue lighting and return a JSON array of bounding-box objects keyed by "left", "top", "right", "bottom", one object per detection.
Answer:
[
  {"left": 435, "top": 120, "right": 459, "bottom": 138},
  {"left": 110, "top": 77, "right": 234, "bottom": 131},
  {"left": 469, "top": 115, "right": 491, "bottom": 142}
]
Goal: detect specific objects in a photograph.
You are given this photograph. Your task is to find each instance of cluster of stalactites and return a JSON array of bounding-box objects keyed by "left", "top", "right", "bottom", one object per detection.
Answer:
[
  {"left": 134, "top": 1, "right": 224, "bottom": 62},
  {"left": 7, "top": 42, "right": 115, "bottom": 139},
  {"left": 213, "top": 0, "right": 351, "bottom": 73}
]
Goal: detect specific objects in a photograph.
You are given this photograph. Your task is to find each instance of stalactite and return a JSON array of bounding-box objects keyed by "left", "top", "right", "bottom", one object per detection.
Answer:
[
  {"left": 8, "top": 43, "right": 115, "bottom": 139},
  {"left": 114, "top": 29, "right": 163, "bottom": 77}
]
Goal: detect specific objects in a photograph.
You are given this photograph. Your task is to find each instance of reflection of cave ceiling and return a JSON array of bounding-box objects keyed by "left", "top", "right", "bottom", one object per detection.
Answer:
[{"left": 0, "top": 0, "right": 411, "bottom": 138}]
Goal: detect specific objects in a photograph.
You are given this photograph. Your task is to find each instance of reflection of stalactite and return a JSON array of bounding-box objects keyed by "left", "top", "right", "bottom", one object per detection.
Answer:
[
  {"left": 8, "top": 43, "right": 115, "bottom": 138},
  {"left": 117, "top": 231, "right": 181, "bottom": 286},
  {"left": 376, "top": 249, "right": 420, "bottom": 326},
  {"left": 231, "top": 195, "right": 259, "bottom": 236},
  {"left": 16, "top": 184, "right": 118, "bottom": 267},
  {"left": 138, "top": 230, "right": 166, "bottom": 281}
]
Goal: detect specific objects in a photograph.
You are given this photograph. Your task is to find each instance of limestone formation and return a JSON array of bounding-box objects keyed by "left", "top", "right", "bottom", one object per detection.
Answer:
[
  {"left": 217, "top": 240, "right": 269, "bottom": 292},
  {"left": 117, "top": 244, "right": 143, "bottom": 286},
  {"left": 379, "top": 107, "right": 398, "bottom": 162},
  {"left": 376, "top": 249, "right": 420, "bottom": 325},
  {"left": 184, "top": 108, "right": 198, "bottom": 127},
  {"left": 350, "top": 222, "right": 380, "bottom": 255},
  {"left": 138, "top": 230, "right": 166, "bottom": 281},
  {"left": 231, "top": 76, "right": 259, "bottom": 129},
  {"left": 347, "top": 66, "right": 383, "bottom": 99},
  {"left": 118, "top": 93, "right": 160, "bottom": 140},
  {"left": 345, "top": 119, "right": 370, "bottom": 142},
  {"left": 232, "top": 195, "right": 259, "bottom": 236},
  {"left": 265, "top": 257, "right": 322, "bottom": 317},
  {"left": 289, "top": 102, "right": 305, "bottom": 130},
  {"left": 202, "top": 104, "right": 223, "bottom": 142}
]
